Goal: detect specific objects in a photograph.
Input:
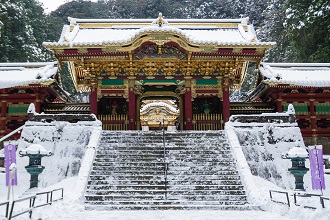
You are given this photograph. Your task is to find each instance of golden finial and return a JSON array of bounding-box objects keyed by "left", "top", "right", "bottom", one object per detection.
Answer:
[{"left": 152, "top": 12, "right": 168, "bottom": 27}]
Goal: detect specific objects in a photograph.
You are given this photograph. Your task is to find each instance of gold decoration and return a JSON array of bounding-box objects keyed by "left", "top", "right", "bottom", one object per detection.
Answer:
[
  {"left": 198, "top": 61, "right": 216, "bottom": 76},
  {"left": 77, "top": 48, "right": 88, "bottom": 53},
  {"left": 256, "top": 48, "right": 265, "bottom": 54},
  {"left": 233, "top": 48, "right": 243, "bottom": 53},
  {"left": 143, "top": 61, "right": 158, "bottom": 76},
  {"left": 163, "top": 61, "right": 177, "bottom": 76}
]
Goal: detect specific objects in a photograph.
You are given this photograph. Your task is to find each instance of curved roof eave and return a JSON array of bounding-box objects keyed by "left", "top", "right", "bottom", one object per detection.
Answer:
[{"left": 43, "top": 22, "right": 276, "bottom": 49}]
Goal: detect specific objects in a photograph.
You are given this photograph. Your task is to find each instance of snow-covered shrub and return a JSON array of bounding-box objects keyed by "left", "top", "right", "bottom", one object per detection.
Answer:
[
  {"left": 17, "top": 121, "right": 100, "bottom": 188},
  {"left": 231, "top": 122, "right": 304, "bottom": 189}
]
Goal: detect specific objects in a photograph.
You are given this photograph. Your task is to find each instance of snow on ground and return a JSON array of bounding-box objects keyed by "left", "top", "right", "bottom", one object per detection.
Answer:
[
  {"left": 3, "top": 176, "right": 290, "bottom": 220},
  {"left": 1, "top": 116, "right": 330, "bottom": 219},
  {"left": 2, "top": 171, "right": 330, "bottom": 219}
]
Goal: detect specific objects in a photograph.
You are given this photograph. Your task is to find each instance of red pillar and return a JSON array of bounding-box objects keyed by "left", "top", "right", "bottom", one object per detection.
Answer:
[
  {"left": 310, "top": 98, "right": 317, "bottom": 141},
  {"left": 184, "top": 87, "right": 193, "bottom": 130},
  {"left": 128, "top": 87, "right": 136, "bottom": 130},
  {"left": 222, "top": 78, "right": 230, "bottom": 122},
  {"left": 90, "top": 85, "right": 98, "bottom": 115},
  {"left": 34, "top": 91, "right": 41, "bottom": 113},
  {"left": 1, "top": 100, "right": 7, "bottom": 135},
  {"left": 277, "top": 92, "right": 283, "bottom": 112}
]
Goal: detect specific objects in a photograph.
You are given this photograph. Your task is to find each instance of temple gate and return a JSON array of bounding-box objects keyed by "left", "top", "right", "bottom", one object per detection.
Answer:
[{"left": 44, "top": 14, "right": 274, "bottom": 130}]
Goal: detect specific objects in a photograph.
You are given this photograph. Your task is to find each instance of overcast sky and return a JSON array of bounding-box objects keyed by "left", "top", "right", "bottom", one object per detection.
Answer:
[{"left": 39, "top": 0, "right": 97, "bottom": 13}]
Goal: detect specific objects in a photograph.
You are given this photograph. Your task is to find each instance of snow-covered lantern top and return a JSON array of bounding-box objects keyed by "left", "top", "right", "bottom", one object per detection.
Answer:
[
  {"left": 19, "top": 138, "right": 52, "bottom": 156},
  {"left": 282, "top": 141, "right": 308, "bottom": 159}
]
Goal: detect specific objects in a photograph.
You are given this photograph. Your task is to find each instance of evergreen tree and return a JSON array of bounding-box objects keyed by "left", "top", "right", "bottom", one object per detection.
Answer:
[
  {"left": 258, "top": 0, "right": 291, "bottom": 62},
  {"left": 0, "top": 0, "right": 49, "bottom": 62},
  {"left": 285, "top": 0, "right": 330, "bottom": 62}
]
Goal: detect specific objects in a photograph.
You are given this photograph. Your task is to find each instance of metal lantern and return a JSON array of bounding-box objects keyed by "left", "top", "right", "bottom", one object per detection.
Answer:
[
  {"left": 282, "top": 142, "right": 309, "bottom": 191},
  {"left": 19, "top": 139, "right": 52, "bottom": 188}
]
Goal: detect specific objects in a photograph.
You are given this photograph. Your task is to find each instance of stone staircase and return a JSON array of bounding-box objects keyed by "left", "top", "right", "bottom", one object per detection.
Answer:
[{"left": 85, "top": 131, "right": 253, "bottom": 210}]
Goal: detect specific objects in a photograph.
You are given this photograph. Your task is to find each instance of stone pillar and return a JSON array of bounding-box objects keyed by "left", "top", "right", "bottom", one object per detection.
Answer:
[
  {"left": 222, "top": 77, "right": 230, "bottom": 122},
  {"left": 90, "top": 84, "right": 98, "bottom": 115},
  {"left": 128, "top": 80, "right": 136, "bottom": 130}
]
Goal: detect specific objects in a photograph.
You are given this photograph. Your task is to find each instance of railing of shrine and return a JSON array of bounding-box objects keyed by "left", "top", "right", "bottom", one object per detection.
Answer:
[
  {"left": 97, "top": 114, "right": 128, "bottom": 130},
  {"left": 192, "top": 113, "right": 223, "bottom": 130}
]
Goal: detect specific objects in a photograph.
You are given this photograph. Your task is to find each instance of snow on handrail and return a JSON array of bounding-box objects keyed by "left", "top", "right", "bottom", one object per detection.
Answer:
[{"left": 0, "top": 125, "right": 24, "bottom": 145}]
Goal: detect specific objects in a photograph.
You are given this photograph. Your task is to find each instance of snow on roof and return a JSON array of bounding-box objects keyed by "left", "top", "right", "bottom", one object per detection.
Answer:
[
  {"left": 260, "top": 63, "right": 330, "bottom": 87},
  {"left": 43, "top": 16, "right": 275, "bottom": 48},
  {"left": 68, "top": 17, "right": 249, "bottom": 25},
  {"left": 140, "top": 101, "right": 179, "bottom": 113},
  {"left": 0, "top": 62, "right": 58, "bottom": 89}
]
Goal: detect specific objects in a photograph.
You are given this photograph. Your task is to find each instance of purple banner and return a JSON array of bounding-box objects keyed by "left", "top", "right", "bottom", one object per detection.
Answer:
[
  {"left": 308, "top": 145, "right": 325, "bottom": 190},
  {"left": 4, "top": 144, "right": 17, "bottom": 186}
]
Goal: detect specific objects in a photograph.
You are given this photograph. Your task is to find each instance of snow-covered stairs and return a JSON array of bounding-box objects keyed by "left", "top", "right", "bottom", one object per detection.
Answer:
[{"left": 84, "top": 131, "right": 253, "bottom": 210}]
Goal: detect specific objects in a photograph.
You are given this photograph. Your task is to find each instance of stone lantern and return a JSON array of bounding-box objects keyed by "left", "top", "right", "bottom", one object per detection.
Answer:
[
  {"left": 282, "top": 141, "right": 309, "bottom": 191},
  {"left": 19, "top": 139, "right": 52, "bottom": 188}
]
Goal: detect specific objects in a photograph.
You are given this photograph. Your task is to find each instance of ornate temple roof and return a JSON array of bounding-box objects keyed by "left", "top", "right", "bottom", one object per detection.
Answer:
[
  {"left": 260, "top": 63, "right": 330, "bottom": 87},
  {"left": 0, "top": 62, "right": 58, "bottom": 89},
  {"left": 43, "top": 14, "right": 275, "bottom": 49},
  {"left": 245, "top": 63, "right": 330, "bottom": 101}
]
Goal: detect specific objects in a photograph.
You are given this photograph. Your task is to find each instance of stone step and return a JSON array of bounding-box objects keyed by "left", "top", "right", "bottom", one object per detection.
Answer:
[
  {"left": 95, "top": 154, "right": 164, "bottom": 159},
  {"left": 97, "top": 145, "right": 229, "bottom": 151},
  {"left": 91, "top": 161, "right": 235, "bottom": 167},
  {"left": 93, "top": 157, "right": 234, "bottom": 163},
  {"left": 85, "top": 204, "right": 255, "bottom": 211},
  {"left": 85, "top": 194, "right": 166, "bottom": 201},
  {"left": 88, "top": 174, "right": 241, "bottom": 181},
  {"left": 96, "top": 147, "right": 229, "bottom": 151},
  {"left": 88, "top": 179, "right": 242, "bottom": 185},
  {"left": 91, "top": 166, "right": 165, "bottom": 172},
  {"left": 95, "top": 151, "right": 231, "bottom": 157},
  {"left": 87, "top": 184, "right": 168, "bottom": 191},
  {"left": 84, "top": 200, "right": 249, "bottom": 207},
  {"left": 93, "top": 156, "right": 233, "bottom": 161},
  {"left": 91, "top": 167, "right": 238, "bottom": 173},
  {"left": 85, "top": 194, "right": 247, "bottom": 201},
  {"left": 85, "top": 189, "right": 247, "bottom": 196},
  {"left": 92, "top": 161, "right": 166, "bottom": 167},
  {"left": 98, "top": 140, "right": 227, "bottom": 145},
  {"left": 100, "top": 131, "right": 225, "bottom": 136},
  {"left": 99, "top": 139, "right": 226, "bottom": 144},
  {"left": 87, "top": 184, "right": 245, "bottom": 191},
  {"left": 89, "top": 170, "right": 239, "bottom": 175},
  {"left": 88, "top": 180, "right": 165, "bottom": 185},
  {"left": 87, "top": 178, "right": 241, "bottom": 185}
]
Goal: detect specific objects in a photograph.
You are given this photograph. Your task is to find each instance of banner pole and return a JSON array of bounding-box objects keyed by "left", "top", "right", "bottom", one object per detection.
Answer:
[
  {"left": 7, "top": 185, "right": 10, "bottom": 201},
  {"left": 315, "top": 145, "right": 323, "bottom": 196}
]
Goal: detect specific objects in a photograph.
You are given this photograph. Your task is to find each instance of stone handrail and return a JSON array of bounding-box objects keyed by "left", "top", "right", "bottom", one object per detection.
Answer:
[
  {"left": 28, "top": 113, "right": 97, "bottom": 123},
  {"left": 229, "top": 113, "right": 296, "bottom": 124}
]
